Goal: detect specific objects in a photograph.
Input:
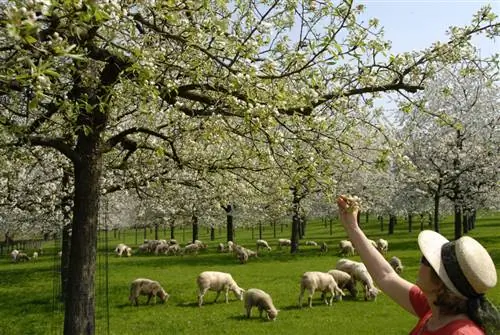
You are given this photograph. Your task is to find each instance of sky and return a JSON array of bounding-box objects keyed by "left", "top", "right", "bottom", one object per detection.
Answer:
[{"left": 357, "top": 0, "right": 499, "bottom": 56}]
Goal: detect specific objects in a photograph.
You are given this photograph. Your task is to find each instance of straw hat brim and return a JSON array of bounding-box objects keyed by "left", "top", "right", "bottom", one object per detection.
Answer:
[{"left": 417, "top": 230, "right": 464, "bottom": 298}]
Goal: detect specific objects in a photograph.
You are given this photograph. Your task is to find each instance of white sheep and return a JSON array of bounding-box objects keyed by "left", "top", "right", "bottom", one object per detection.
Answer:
[
  {"left": 367, "top": 239, "right": 378, "bottom": 249},
  {"left": 217, "top": 243, "right": 225, "bottom": 253},
  {"left": 196, "top": 271, "right": 245, "bottom": 307},
  {"left": 256, "top": 239, "right": 271, "bottom": 251},
  {"left": 129, "top": 278, "right": 169, "bottom": 306},
  {"left": 277, "top": 238, "right": 291, "bottom": 249},
  {"left": 115, "top": 243, "right": 132, "bottom": 257},
  {"left": 376, "top": 238, "right": 389, "bottom": 255},
  {"left": 326, "top": 269, "right": 358, "bottom": 298},
  {"left": 298, "top": 271, "right": 345, "bottom": 308},
  {"left": 227, "top": 241, "right": 235, "bottom": 253},
  {"left": 244, "top": 288, "right": 279, "bottom": 320},
  {"left": 389, "top": 256, "right": 404, "bottom": 274},
  {"left": 338, "top": 240, "right": 355, "bottom": 256},
  {"left": 10, "top": 249, "right": 19, "bottom": 262},
  {"left": 335, "top": 259, "right": 379, "bottom": 301},
  {"left": 155, "top": 243, "right": 169, "bottom": 255},
  {"left": 166, "top": 244, "right": 181, "bottom": 255},
  {"left": 305, "top": 241, "right": 318, "bottom": 246},
  {"left": 16, "top": 252, "right": 31, "bottom": 262},
  {"left": 183, "top": 243, "right": 201, "bottom": 255},
  {"left": 32, "top": 251, "right": 39, "bottom": 261}
]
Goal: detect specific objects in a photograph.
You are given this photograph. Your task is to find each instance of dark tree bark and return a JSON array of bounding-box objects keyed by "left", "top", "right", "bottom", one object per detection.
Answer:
[
  {"left": 191, "top": 215, "right": 199, "bottom": 243},
  {"left": 221, "top": 204, "right": 234, "bottom": 242},
  {"left": 154, "top": 223, "right": 159, "bottom": 240},
  {"left": 259, "top": 221, "right": 263, "bottom": 240},
  {"left": 290, "top": 187, "right": 301, "bottom": 254},
  {"left": 433, "top": 191, "right": 441, "bottom": 232},
  {"left": 408, "top": 213, "right": 413, "bottom": 233},
  {"left": 210, "top": 226, "right": 215, "bottom": 241},
  {"left": 388, "top": 214, "right": 396, "bottom": 235},
  {"left": 64, "top": 134, "right": 103, "bottom": 335}
]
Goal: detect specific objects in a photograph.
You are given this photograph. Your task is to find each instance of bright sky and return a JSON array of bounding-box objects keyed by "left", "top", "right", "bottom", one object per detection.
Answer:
[{"left": 357, "top": 0, "right": 499, "bottom": 56}]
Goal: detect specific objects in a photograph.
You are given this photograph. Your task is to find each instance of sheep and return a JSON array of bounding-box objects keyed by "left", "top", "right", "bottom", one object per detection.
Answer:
[
  {"left": 57, "top": 251, "right": 62, "bottom": 258},
  {"left": 115, "top": 243, "right": 132, "bottom": 257},
  {"left": 10, "top": 249, "right": 19, "bottom": 262},
  {"left": 320, "top": 242, "right": 328, "bottom": 253},
  {"left": 166, "top": 244, "right": 181, "bottom": 255},
  {"left": 168, "top": 239, "right": 178, "bottom": 245},
  {"left": 16, "top": 252, "right": 31, "bottom": 262},
  {"left": 217, "top": 243, "right": 225, "bottom": 253},
  {"left": 32, "top": 251, "right": 39, "bottom": 261},
  {"left": 326, "top": 269, "right": 358, "bottom": 298},
  {"left": 335, "top": 259, "right": 379, "bottom": 301},
  {"left": 154, "top": 243, "right": 169, "bottom": 255},
  {"left": 277, "top": 238, "right": 291, "bottom": 249},
  {"left": 338, "top": 240, "right": 355, "bottom": 256},
  {"left": 196, "top": 271, "right": 245, "bottom": 307},
  {"left": 256, "top": 239, "right": 271, "bottom": 251},
  {"left": 367, "top": 239, "right": 378, "bottom": 249},
  {"left": 244, "top": 288, "right": 279, "bottom": 321},
  {"left": 183, "top": 243, "right": 201, "bottom": 255},
  {"left": 227, "top": 241, "right": 235, "bottom": 253},
  {"left": 129, "top": 278, "right": 169, "bottom": 306},
  {"left": 305, "top": 241, "right": 318, "bottom": 246},
  {"left": 193, "top": 240, "right": 207, "bottom": 249},
  {"left": 389, "top": 256, "right": 404, "bottom": 274},
  {"left": 234, "top": 246, "right": 257, "bottom": 264},
  {"left": 376, "top": 238, "right": 389, "bottom": 255},
  {"left": 298, "top": 271, "right": 345, "bottom": 308}
]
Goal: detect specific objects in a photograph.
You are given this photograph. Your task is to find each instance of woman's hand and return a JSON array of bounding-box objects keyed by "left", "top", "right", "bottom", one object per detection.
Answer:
[{"left": 336, "top": 195, "right": 360, "bottom": 227}]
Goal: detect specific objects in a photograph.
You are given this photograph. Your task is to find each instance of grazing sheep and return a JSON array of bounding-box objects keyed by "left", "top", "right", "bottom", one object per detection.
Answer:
[
  {"left": 339, "top": 240, "right": 355, "bottom": 256},
  {"left": 256, "top": 239, "right": 272, "bottom": 251},
  {"left": 305, "top": 241, "right": 318, "bottom": 246},
  {"left": 168, "top": 239, "right": 178, "bottom": 245},
  {"left": 376, "top": 238, "right": 389, "bottom": 255},
  {"left": 234, "top": 246, "right": 257, "bottom": 264},
  {"left": 326, "top": 269, "right": 358, "bottom": 298},
  {"left": 115, "top": 243, "right": 132, "bottom": 257},
  {"left": 244, "top": 288, "right": 279, "bottom": 321},
  {"left": 194, "top": 240, "right": 207, "bottom": 249},
  {"left": 10, "top": 249, "right": 19, "bottom": 262},
  {"left": 227, "top": 241, "right": 235, "bottom": 253},
  {"left": 320, "top": 242, "right": 328, "bottom": 253},
  {"left": 129, "top": 278, "right": 169, "bottom": 306},
  {"left": 196, "top": 271, "right": 245, "bottom": 307},
  {"left": 335, "top": 259, "right": 379, "bottom": 301},
  {"left": 166, "top": 244, "right": 181, "bottom": 255},
  {"left": 277, "top": 238, "right": 291, "bottom": 249},
  {"left": 32, "top": 251, "right": 39, "bottom": 261},
  {"left": 389, "top": 256, "right": 404, "bottom": 274},
  {"left": 183, "top": 243, "right": 201, "bottom": 255},
  {"left": 298, "top": 271, "right": 344, "bottom": 308},
  {"left": 16, "top": 252, "right": 31, "bottom": 262},
  {"left": 155, "top": 243, "right": 169, "bottom": 255},
  {"left": 57, "top": 251, "right": 63, "bottom": 258},
  {"left": 217, "top": 243, "right": 225, "bottom": 253}
]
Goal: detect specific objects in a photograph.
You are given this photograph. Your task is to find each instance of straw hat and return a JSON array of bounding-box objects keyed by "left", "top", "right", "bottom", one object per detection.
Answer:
[{"left": 418, "top": 230, "right": 497, "bottom": 299}]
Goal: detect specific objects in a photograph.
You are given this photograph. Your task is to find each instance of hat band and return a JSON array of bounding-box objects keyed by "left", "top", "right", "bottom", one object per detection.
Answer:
[{"left": 441, "top": 241, "right": 479, "bottom": 298}]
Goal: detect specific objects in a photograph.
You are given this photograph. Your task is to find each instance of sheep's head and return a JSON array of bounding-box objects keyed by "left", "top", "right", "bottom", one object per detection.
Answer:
[
  {"left": 365, "top": 287, "right": 380, "bottom": 301},
  {"left": 232, "top": 287, "right": 245, "bottom": 300},
  {"left": 158, "top": 289, "right": 169, "bottom": 303},
  {"left": 267, "top": 308, "right": 279, "bottom": 321}
]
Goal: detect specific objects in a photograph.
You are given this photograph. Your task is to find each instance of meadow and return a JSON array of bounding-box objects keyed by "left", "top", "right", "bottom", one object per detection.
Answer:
[{"left": 1, "top": 213, "right": 499, "bottom": 335}]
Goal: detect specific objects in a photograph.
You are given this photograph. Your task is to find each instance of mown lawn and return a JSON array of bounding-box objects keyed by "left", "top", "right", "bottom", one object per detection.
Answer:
[{"left": 1, "top": 212, "right": 499, "bottom": 335}]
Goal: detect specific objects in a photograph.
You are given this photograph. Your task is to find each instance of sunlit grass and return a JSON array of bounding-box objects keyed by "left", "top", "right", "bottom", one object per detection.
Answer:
[{"left": 1, "top": 212, "right": 499, "bottom": 335}]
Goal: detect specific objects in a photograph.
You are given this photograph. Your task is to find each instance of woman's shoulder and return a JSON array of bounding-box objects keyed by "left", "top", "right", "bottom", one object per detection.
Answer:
[{"left": 444, "top": 319, "right": 484, "bottom": 335}]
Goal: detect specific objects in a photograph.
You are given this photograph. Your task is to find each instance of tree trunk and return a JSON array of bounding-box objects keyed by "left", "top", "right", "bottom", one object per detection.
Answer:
[
  {"left": 191, "top": 215, "right": 198, "bottom": 243},
  {"left": 300, "top": 215, "right": 306, "bottom": 238},
  {"left": 388, "top": 214, "right": 395, "bottom": 235},
  {"left": 378, "top": 215, "right": 384, "bottom": 231},
  {"left": 170, "top": 223, "right": 175, "bottom": 240},
  {"left": 454, "top": 204, "right": 462, "bottom": 240},
  {"left": 222, "top": 204, "right": 234, "bottom": 242},
  {"left": 290, "top": 189, "right": 301, "bottom": 254},
  {"left": 154, "top": 223, "right": 159, "bottom": 240},
  {"left": 408, "top": 213, "right": 413, "bottom": 233},
  {"left": 259, "top": 222, "right": 262, "bottom": 240},
  {"left": 64, "top": 140, "right": 102, "bottom": 335},
  {"left": 433, "top": 193, "right": 440, "bottom": 232},
  {"left": 210, "top": 226, "right": 215, "bottom": 241}
]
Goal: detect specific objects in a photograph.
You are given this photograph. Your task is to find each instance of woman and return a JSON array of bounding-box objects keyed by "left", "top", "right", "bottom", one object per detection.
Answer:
[{"left": 336, "top": 195, "right": 500, "bottom": 335}]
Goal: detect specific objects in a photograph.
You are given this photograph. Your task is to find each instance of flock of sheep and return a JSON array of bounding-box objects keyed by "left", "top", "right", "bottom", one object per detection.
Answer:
[
  {"left": 121, "top": 237, "right": 404, "bottom": 321},
  {"left": 9, "top": 249, "right": 39, "bottom": 262}
]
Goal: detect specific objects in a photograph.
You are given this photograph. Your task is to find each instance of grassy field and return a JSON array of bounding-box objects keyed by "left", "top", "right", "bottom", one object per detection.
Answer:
[{"left": 1, "top": 213, "right": 499, "bottom": 335}]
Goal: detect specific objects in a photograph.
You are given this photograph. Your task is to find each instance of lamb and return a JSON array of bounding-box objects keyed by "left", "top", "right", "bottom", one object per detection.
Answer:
[
  {"left": 244, "top": 288, "right": 279, "bottom": 321},
  {"left": 183, "top": 243, "right": 201, "bottom": 255},
  {"left": 305, "top": 241, "right": 318, "bottom": 246},
  {"left": 277, "top": 238, "right": 291, "bottom": 249},
  {"left": 256, "top": 239, "right": 271, "bottom": 251},
  {"left": 128, "top": 278, "right": 169, "bottom": 306},
  {"left": 326, "top": 269, "right": 358, "bottom": 298},
  {"left": 227, "top": 241, "right": 235, "bottom": 253},
  {"left": 10, "top": 249, "right": 19, "bottom": 262},
  {"left": 196, "top": 271, "right": 245, "bottom": 307},
  {"left": 234, "top": 246, "right": 257, "bottom": 264},
  {"left": 339, "top": 240, "right": 355, "bottom": 256},
  {"left": 115, "top": 243, "right": 132, "bottom": 257},
  {"left": 166, "top": 244, "right": 181, "bottom": 255},
  {"left": 389, "top": 256, "right": 404, "bottom": 274},
  {"left": 335, "top": 259, "right": 379, "bottom": 301},
  {"left": 16, "top": 252, "right": 31, "bottom": 262},
  {"left": 32, "top": 251, "right": 39, "bottom": 261},
  {"left": 217, "top": 243, "right": 225, "bottom": 253},
  {"left": 376, "top": 238, "right": 389, "bottom": 255},
  {"left": 298, "top": 271, "right": 344, "bottom": 308}
]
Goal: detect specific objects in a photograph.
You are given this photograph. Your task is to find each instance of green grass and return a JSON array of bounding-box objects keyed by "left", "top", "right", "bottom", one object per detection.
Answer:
[{"left": 1, "top": 213, "right": 500, "bottom": 335}]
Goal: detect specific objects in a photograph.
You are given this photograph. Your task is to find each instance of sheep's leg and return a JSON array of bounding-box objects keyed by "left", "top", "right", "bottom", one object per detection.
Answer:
[
  {"left": 298, "top": 287, "right": 304, "bottom": 308},
  {"left": 224, "top": 287, "right": 230, "bottom": 303},
  {"left": 246, "top": 306, "right": 252, "bottom": 318},
  {"left": 146, "top": 293, "right": 153, "bottom": 305},
  {"left": 308, "top": 288, "right": 315, "bottom": 308},
  {"left": 258, "top": 307, "right": 264, "bottom": 319},
  {"left": 328, "top": 289, "right": 334, "bottom": 306},
  {"left": 198, "top": 288, "right": 208, "bottom": 307}
]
